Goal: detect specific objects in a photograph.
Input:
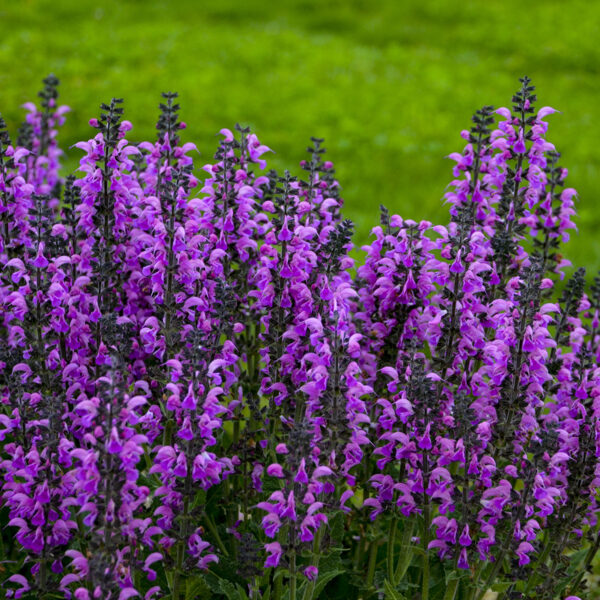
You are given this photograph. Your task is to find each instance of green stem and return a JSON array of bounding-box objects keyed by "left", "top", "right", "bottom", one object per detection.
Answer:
[
  {"left": 204, "top": 512, "right": 229, "bottom": 557},
  {"left": 290, "top": 550, "right": 297, "bottom": 600},
  {"left": 395, "top": 518, "right": 415, "bottom": 583},
  {"left": 442, "top": 578, "right": 459, "bottom": 600},
  {"left": 302, "top": 527, "right": 324, "bottom": 600},
  {"left": 230, "top": 416, "right": 241, "bottom": 555},
  {"left": 387, "top": 517, "right": 398, "bottom": 585},
  {"left": 39, "top": 551, "right": 48, "bottom": 598},
  {"left": 366, "top": 540, "right": 379, "bottom": 590},
  {"left": 465, "top": 563, "right": 485, "bottom": 600},
  {"left": 172, "top": 538, "right": 185, "bottom": 600},
  {"left": 274, "top": 570, "right": 283, "bottom": 600},
  {"left": 172, "top": 454, "right": 193, "bottom": 600},
  {"left": 522, "top": 531, "right": 551, "bottom": 597},
  {"left": 422, "top": 503, "right": 431, "bottom": 600},
  {"left": 353, "top": 528, "right": 365, "bottom": 572},
  {"left": 233, "top": 418, "right": 240, "bottom": 447},
  {"left": 172, "top": 492, "right": 189, "bottom": 600},
  {"left": 162, "top": 417, "right": 173, "bottom": 447},
  {"left": 474, "top": 550, "right": 506, "bottom": 600}
]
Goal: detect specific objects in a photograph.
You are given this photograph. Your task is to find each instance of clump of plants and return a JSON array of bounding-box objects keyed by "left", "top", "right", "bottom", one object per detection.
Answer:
[{"left": 1, "top": 75, "right": 599, "bottom": 600}]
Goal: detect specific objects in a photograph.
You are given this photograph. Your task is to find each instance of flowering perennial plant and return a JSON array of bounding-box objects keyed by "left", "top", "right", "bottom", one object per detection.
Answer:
[{"left": 1, "top": 76, "right": 599, "bottom": 600}]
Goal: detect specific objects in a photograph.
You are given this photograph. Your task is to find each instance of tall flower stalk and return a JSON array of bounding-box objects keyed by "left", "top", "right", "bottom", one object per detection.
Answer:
[{"left": 0, "top": 76, "right": 599, "bottom": 600}]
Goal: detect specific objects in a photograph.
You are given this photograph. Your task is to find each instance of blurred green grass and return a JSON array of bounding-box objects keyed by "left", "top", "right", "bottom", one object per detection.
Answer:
[{"left": 1, "top": 0, "right": 599, "bottom": 271}]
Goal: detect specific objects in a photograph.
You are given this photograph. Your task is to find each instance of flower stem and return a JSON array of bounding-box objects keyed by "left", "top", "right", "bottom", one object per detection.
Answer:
[
  {"left": 290, "top": 550, "right": 297, "bottom": 600},
  {"left": 422, "top": 503, "right": 431, "bottom": 600},
  {"left": 302, "top": 527, "right": 324, "bottom": 600},
  {"left": 204, "top": 512, "right": 229, "bottom": 557},
  {"left": 274, "top": 569, "right": 283, "bottom": 600},
  {"left": 474, "top": 550, "right": 505, "bottom": 600},
  {"left": 387, "top": 516, "right": 398, "bottom": 585},
  {"left": 442, "top": 578, "right": 459, "bottom": 600},
  {"left": 394, "top": 518, "right": 415, "bottom": 583},
  {"left": 172, "top": 458, "right": 192, "bottom": 600},
  {"left": 366, "top": 540, "right": 379, "bottom": 590},
  {"left": 522, "top": 531, "right": 551, "bottom": 597}
]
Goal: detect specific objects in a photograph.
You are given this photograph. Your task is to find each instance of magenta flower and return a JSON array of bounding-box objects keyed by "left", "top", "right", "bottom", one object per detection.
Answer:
[{"left": 1, "top": 76, "right": 599, "bottom": 600}]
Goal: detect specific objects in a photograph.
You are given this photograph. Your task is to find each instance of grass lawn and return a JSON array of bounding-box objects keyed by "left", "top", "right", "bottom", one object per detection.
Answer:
[{"left": 1, "top": 0, "right": 599, "bottom": 273}]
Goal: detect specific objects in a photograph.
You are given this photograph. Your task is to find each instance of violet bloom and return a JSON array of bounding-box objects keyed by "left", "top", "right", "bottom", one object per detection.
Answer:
[{"left": 1, "top": 76, "right": 599, "bottom": 600}]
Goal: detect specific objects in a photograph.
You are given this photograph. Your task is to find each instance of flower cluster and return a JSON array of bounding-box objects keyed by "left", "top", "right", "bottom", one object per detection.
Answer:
[{"left": 1, "top": 76, "right": 598, "bottom": 600}]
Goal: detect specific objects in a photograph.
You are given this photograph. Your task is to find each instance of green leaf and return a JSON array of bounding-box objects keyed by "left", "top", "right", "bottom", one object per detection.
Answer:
[
  {"left": 395, "top": 519, "right": 415, "bottom": 581},
  {"left": 203, "top": 572, "right": 225, "bottom": 595},
  {"left": 203, "top": 572, "right": 247, "bottom": 600},
  {"left": 407, "top": 544, "right": 426, "bottom": 558},
  {"left": 313, "top": 568, "right": 345, "bottom": 598},
  {"left": 272, "top": 568, "right": 285, "bottom": 587},
  {"left": 384, "top": 578, "right": 407, "bottom": 600},
  {"left": 281, "top": 581, "right": 304, "bottom": 600},
  {"left": 218, "top": 579, "right": 248, "bottom": 600},
  {"left": 565, "top": 547, "right": 588, "bottom": 574},
  {"left": 444, "top": 568, "right": 461, "bottom": 585},
  {"left": 186, "top": 576, "right": 213, "bottom": 600},
  {"left": 329, "top": 510, "right": 345, "bottom": 545},
  {"left": 490, "top": 580, "right": 512, "bottom": 593},
  {"left": 441, "top": 575, "right": 460, "bottom": 600},
  {"left": 191, "top": 488, "right": 207, "bottom": 511}
]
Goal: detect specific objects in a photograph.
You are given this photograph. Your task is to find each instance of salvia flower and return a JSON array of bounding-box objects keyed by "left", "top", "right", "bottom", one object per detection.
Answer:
[{"left": 1, "top": 76, "right": 599, "bottom": 600}]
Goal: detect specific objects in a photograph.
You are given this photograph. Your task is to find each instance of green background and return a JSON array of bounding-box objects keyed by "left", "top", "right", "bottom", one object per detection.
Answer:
[{"left": 1, "top": 0, "right": 599, "bottom": 272}]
